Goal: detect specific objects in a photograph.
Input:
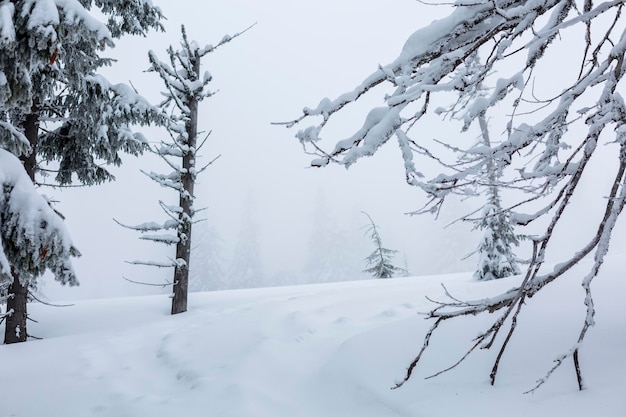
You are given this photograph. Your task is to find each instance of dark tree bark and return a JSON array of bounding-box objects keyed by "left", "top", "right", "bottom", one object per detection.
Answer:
[
  {"left": 141, "top": 25, "right": 247, "bottom": 313},
  {"left": 4, "top": 108, "right": 39, "bottom": 343},
  {"left": 19, "top": 108, "right": 39, "bottom": 182},
  {"left": 4, "top": 272, "right": 28, "bottom": 344},
  {"left": 171, "top": 55, "right": 199, "bottom": 315}
]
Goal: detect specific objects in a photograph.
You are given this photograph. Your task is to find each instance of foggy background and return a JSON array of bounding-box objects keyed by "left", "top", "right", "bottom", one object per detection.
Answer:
[{"left": 38, "top": 0, "right": 626, "bottom": 300}]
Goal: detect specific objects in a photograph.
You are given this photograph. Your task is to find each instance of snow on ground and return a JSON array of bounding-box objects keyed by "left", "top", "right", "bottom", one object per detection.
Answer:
[{"left": 1, "top": 255, "right": 625, "bottom": 417}]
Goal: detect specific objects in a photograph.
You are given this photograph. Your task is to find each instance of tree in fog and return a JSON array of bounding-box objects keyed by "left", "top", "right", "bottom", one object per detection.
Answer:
[
  {"left": 473, "top": 192, "right": 521, "bottom": 281},
  {"left": 361, "top": 212, "right": 405, "bottom": 279},
  {"left": 189, "top": 222, "right": 226, "bottom": 292},
  {"left": 280, "top": 0, "right": 626, "bottom": 391},
  {"left": 120, "top": 25, "right": 247, "bottom": 314},
  {"left": 303, "top": 193, "right": 361, "bottom": 283},
  {"left": 228, "top": 194, "right": 265, "bottom": 289},
  {"left": 471, "top": 117, "right": 521, "bottom": 281}
]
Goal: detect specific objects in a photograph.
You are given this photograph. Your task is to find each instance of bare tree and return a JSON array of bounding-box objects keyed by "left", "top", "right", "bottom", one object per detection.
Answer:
[
  {"left": 278, "top": 0, "right": 626, "bottom": 391},
  {"left": 120, "top": 25, "right": 249, "bottom": 314}
]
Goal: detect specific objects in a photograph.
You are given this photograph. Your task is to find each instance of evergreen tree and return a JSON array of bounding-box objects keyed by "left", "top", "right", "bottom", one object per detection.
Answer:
[
  {"left": 120, "top": 25, "right": 247, "bottom": 313},
  {"left": 362, "top": 212, "right": 405, "bottom": 279},
  {"left": 0, "top": 0, "right": 163, "bottom": 343},
  {"left": 472, "top": 116, "right": 520, "bottom": 281},
  {"left": 473, "top": 193, "right": 520, "bottom": 281}
]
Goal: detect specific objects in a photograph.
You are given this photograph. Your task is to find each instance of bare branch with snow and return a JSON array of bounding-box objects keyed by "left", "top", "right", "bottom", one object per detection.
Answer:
[{"left": 281, "top": 0, "right": 626, "bottom": 391}]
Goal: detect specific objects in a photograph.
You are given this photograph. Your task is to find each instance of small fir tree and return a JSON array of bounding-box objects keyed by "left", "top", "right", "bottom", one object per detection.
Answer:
[
  {"left": 228, "top": 193, "right": 265, "bottom": 289},
  {"left": 362, "top": 212, "right": 405, "bottom": 279},
  {"left": 473, "top": 194, "right": 520, "bottom": 281},
  {"left": 472, "top": 115, "right": 520, "bottom": 281}
]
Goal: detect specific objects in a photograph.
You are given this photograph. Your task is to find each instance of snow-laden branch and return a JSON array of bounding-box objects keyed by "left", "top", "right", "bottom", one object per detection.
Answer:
[
  {"left": 279, "top": 0, "right": 626, "bottom": 392},
  {"left": 126, "top": 260, "right": 176, "bottom": 268},
  {"left": 0, "top": 149, "right": 79, "bottom": 284},
  {"left": 279, "top": 0, "right": 625, "bottom": 202},
  {"left": 0, "top": 121, "right": 30, "bottom": 157},
  {"left": 114, "top": 218, "right": 179, "bottom": 232},
  {"left": 139, "top": 233, "right": 179, "bottom": 245}
]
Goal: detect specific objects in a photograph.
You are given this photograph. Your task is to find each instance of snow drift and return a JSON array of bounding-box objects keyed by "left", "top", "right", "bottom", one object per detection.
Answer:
[{"left": 1, "top": 255, "right": 624, "bottom": 416}]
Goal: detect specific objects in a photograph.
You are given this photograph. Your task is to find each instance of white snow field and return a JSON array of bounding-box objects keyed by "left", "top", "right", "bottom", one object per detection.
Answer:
[{"left": 1, "top": 256, "right": 624, "bottom": 417}]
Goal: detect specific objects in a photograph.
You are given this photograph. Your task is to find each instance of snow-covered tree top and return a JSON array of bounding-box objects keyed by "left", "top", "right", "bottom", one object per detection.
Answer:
[
  {"left": 0, "top": 0, "right": 165, "bottom": 186},
  {"left": 147, "top": 24, "right": 254, "bottom": 118},
  {"left": 0, "top": 0, "right": 163, "bottom": 112}
]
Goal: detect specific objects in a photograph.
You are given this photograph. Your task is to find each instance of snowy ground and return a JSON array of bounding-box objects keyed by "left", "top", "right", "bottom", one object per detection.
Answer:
[{"left": 1, "top": 256, "right": 624, "bottom": 417}]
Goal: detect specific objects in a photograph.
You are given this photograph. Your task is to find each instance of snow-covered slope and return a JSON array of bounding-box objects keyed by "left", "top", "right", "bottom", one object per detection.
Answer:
[{"left": 1, "top": 256, "right": 624, "bottom": 417}]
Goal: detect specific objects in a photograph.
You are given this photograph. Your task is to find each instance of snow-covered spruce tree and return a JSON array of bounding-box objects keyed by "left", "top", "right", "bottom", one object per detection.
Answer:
[
  {"left": 121, "top": 25, "right": 247, "bottom": 314},
  {"left": 0, "top": 0, "right": 163, "bottom": 343},
  {"left": 0, "top": 149, "right": 78, "bottom": 343},
  {"left": 473, "top": 191, "right": 521, "bottom": 281},
  {"left": 279, "top": 0, "right": 626, "bottom": 391},
  {"left": 362, "top": 212, "right": 405, "bottom": 279},
  {"left": 472, "top": 116, "right": 520, "bottom": 281}
]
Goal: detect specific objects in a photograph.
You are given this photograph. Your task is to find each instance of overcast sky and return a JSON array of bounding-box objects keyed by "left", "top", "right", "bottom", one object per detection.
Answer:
[{"left": 40, "top": 0, "right": 626, "bottom": 300}]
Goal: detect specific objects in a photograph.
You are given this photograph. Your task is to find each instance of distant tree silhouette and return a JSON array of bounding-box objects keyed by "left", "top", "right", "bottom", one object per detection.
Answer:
[{"left": 361, "top": 212, "right": 405, "bottom": 279}]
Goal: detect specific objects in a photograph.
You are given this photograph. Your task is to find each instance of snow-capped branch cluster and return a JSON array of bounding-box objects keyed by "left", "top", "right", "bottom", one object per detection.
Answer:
[
  {"left": 0, "top": 0, "right": 164, "bottom": 186},
  {"left": 147, "top": 23, "right": 254, "bottom": 120},
  {"left": 0, "top": 149, "right": 79, "bottom": 287},
  {"left": 281, "top": 0, "right": 626, "bottom": 390},
  {"left": 38, "top": 75, "right": 165, "bottom": 185}
]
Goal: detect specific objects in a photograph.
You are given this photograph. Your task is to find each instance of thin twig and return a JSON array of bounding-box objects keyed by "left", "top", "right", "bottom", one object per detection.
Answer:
[
  {"left": 29, "top": 292, "right": 74, "bottom": 307},
  {"left": 122, "top": 276, "right": 173, "bottom": 287}
]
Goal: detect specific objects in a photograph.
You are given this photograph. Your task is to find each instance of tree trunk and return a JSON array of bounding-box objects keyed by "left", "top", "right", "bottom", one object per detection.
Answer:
[
  {"left": 171, "top": 184, "right": 192, "bottom": 314},
  {"left": 20, "top": 108, "right": 39, "bottom": 182},
  {"left": 4, "top": 273, "right": 28, "bottom": 344},
  {"left": 170, "top": 56, "right": 199, "bottom": 315},
  {"left": 4, "top": 107, "right": 39, "bottom": 341}
]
